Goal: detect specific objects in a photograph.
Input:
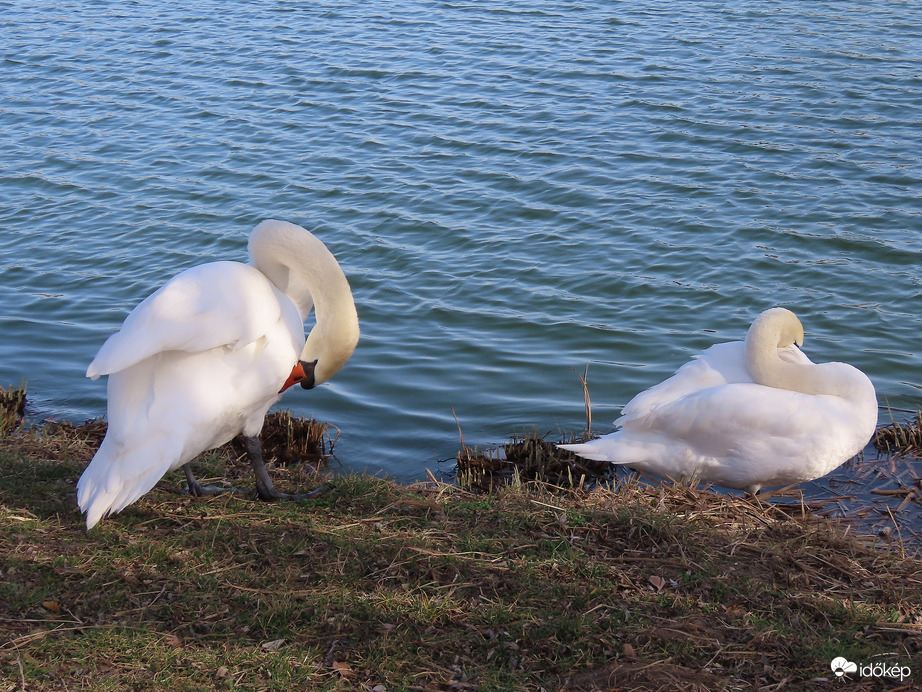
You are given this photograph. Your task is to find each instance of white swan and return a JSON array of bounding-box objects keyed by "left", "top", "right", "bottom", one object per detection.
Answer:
[
  {"left": 77, "top": 220, "right": 359, "bottom": 529},
  {"left": 559, "top": 308, "right": 878, "bottom": 493}
]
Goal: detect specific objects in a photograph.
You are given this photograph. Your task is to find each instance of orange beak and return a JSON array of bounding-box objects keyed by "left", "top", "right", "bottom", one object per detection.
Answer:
[{"left": 280, "top": 362, "right": 308, "bottom": 392}]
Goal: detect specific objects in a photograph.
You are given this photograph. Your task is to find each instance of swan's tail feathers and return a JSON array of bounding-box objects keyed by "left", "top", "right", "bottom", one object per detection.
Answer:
[
  {"left": 76, "top": 438, "right": 176, "bottom": 530},
  {"left": 557, "top": 441, "right": 619, "bottom": 464},
  {"left": 86, "top": 338, "right": 120, "bottom": 379},
  {"left": 86, "top": 340, "right": 123, "bottom": 380},
  {"left": 86, "top": 360, "right": 103, "bottom": 380}
]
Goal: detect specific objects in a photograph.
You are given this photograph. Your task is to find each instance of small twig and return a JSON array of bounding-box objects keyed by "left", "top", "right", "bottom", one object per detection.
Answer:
[
  {"left": 886, "top": 506, "right": 907, "bottom": 560},
  {"left": 2, "top": 624, "right": 148, "bottom": 652},
  {"left": 17, "top": 652, "right": 26, "bottom": 689},
  {"left": 879, "top": 404, "right": 919, "bottom": 414},
  {"left": 572, "top": 364, "right": 592, "bottom": 437},
  {"left": 450, "top": 407, "right": 465, "bottom": 450}
]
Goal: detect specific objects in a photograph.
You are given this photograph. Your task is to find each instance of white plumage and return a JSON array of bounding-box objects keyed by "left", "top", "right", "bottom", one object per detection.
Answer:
[
  {"left": 559, "top": 308, "right": 878, "bottom": 493},
  {"left": 77, "top": 220, "right": 359, "bottom": 529}
]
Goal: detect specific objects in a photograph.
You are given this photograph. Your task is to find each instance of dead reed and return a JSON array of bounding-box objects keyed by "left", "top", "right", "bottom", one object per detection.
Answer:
[
  {"left": 455, "top": 428, "right": 610, "bottom": 490},
  {"left": 874, "top": 409, "right": 922, "bottom": 457},
  {"left": 0, "top": 384, "right": 26, "bottom": 434}
]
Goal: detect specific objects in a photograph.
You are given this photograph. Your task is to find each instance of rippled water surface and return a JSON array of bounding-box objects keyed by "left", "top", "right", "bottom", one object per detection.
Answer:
[{"left": 2, "top": 0, "right": 920, "bottom": 483}]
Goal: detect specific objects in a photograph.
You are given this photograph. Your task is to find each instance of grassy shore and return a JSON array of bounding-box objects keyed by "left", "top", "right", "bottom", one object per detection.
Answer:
[{"left": 1, "top": 392, "right": 920, "bottom": 690}]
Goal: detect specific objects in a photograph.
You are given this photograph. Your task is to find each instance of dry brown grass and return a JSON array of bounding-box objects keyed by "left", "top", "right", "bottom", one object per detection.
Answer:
[
  {"left": 1, "top": 385, "right": 920, "bottom": 689},
  {"left": 0, "top": 443, "right": 919, "bottom": 690}
]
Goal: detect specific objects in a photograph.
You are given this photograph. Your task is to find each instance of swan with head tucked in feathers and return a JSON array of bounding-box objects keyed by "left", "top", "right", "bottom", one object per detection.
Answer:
[
  {"left": 559, "top": 308, "right": 878, "bottom": 493},
  {"left": 76, "top": 220, "right": 359, "bottom": 530}
]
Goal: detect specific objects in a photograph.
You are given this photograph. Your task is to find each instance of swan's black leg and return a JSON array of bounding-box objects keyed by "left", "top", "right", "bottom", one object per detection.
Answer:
[{"left": 245, "top": 435, "right": 325, "bottom": 501}]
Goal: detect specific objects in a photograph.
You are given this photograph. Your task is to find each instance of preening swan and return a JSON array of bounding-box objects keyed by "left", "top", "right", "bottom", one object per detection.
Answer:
[
  {"left": 77, "top": 220, "right": 359, "bottom": 530},
  {"left": 559, "top": 308, "right": 878, "bottom": 493}
]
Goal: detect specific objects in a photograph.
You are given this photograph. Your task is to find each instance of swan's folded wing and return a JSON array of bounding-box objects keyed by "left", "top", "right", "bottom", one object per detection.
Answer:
[
  {"left": 634, "top": 381, "right": 835, "bottom": 464},
  {"left": 618, "top": 342, "right": 748, "bottom": 423},
  {"left": 617, "top": 341, "right": 812, "bottom": 425},
  {"left": 87, "top": 262, "right": 283, "bottom": 378}
]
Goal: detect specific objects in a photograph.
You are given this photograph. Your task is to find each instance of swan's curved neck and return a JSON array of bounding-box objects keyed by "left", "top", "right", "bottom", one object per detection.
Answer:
[
  {"left": 745, "top": 308, "right": 808, "bottom": 392},
  {"left": 249, "top": 220, "right": 359, "bottom": 384},
  {"left": 744, "top": 307, "right": 871, "bottom": 402}
]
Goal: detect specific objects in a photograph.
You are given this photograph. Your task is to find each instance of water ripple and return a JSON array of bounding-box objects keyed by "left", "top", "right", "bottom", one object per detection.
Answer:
[{"left": 0, "top": 0, "right": 920, "bottom": 478}]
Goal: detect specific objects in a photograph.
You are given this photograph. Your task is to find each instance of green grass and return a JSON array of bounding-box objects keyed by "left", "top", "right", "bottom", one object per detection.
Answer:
[{"left": 1, "top": 430, "right": 920, "bottom": 691}]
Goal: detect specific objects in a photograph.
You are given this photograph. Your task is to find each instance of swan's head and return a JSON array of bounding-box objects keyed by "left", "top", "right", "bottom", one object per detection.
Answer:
[
  {"left": 749, "top": 307, "right": 804, "bottom": 350},
  {"left": 746, "top": 307, "right": 806, "bottom": 390},
  {"left": 279, "top": 312, "right": 359, "bottom": 391},
  {"left": 299, "top": 314, "right": 360, "bottom": 388},
  {"left": 251, "top": 220, "right": 361, "bottom": 390}
]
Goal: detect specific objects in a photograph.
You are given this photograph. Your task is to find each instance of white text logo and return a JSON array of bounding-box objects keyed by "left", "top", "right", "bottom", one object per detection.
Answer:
[
  {"left": 830, "top": 657, "right": 857, "bottom": 677},
  {"left": 831, "top": 656, "right": 911, "bottom": 682}
]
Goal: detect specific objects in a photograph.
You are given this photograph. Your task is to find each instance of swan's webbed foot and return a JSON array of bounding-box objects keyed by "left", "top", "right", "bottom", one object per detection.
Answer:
[
  {"left": 182, "top": 463, "right": 242, "bottom": 497},
  {"left": 750, "top": 482, "right": 801, "bottom": 502},
  {"left": 256, "top": 484, "right": 328, "bottom": 502},
  {"left": 245, "top": 436, "right": 326, "bottom": 502}
]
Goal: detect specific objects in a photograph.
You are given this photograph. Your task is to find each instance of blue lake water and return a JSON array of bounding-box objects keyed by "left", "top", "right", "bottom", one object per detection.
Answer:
[{"left": 1, "top": 1, "right": 920, "bottom": 489}]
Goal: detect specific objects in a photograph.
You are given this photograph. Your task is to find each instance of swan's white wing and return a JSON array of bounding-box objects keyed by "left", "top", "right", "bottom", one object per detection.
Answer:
[
  {"left": 78, "top": 334, "right": 298, "bottom": 529},
  {"left": 87, "top": 261, "right": 284, "bottom": 378},
  {"left": 616, "top": 342, "right": 818, "bottom": 459},
  {"left": 634, "top": 383, "right": 816, "bottom": 457},
  {"left": 617, "top": 341, "right": 812, "bottom": 424},
  {"left": 618, "top": 342, "right": 747, "bottom": 423},
  {"left": 565, "top": 380, "right": 856, "bottom": 490}
]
